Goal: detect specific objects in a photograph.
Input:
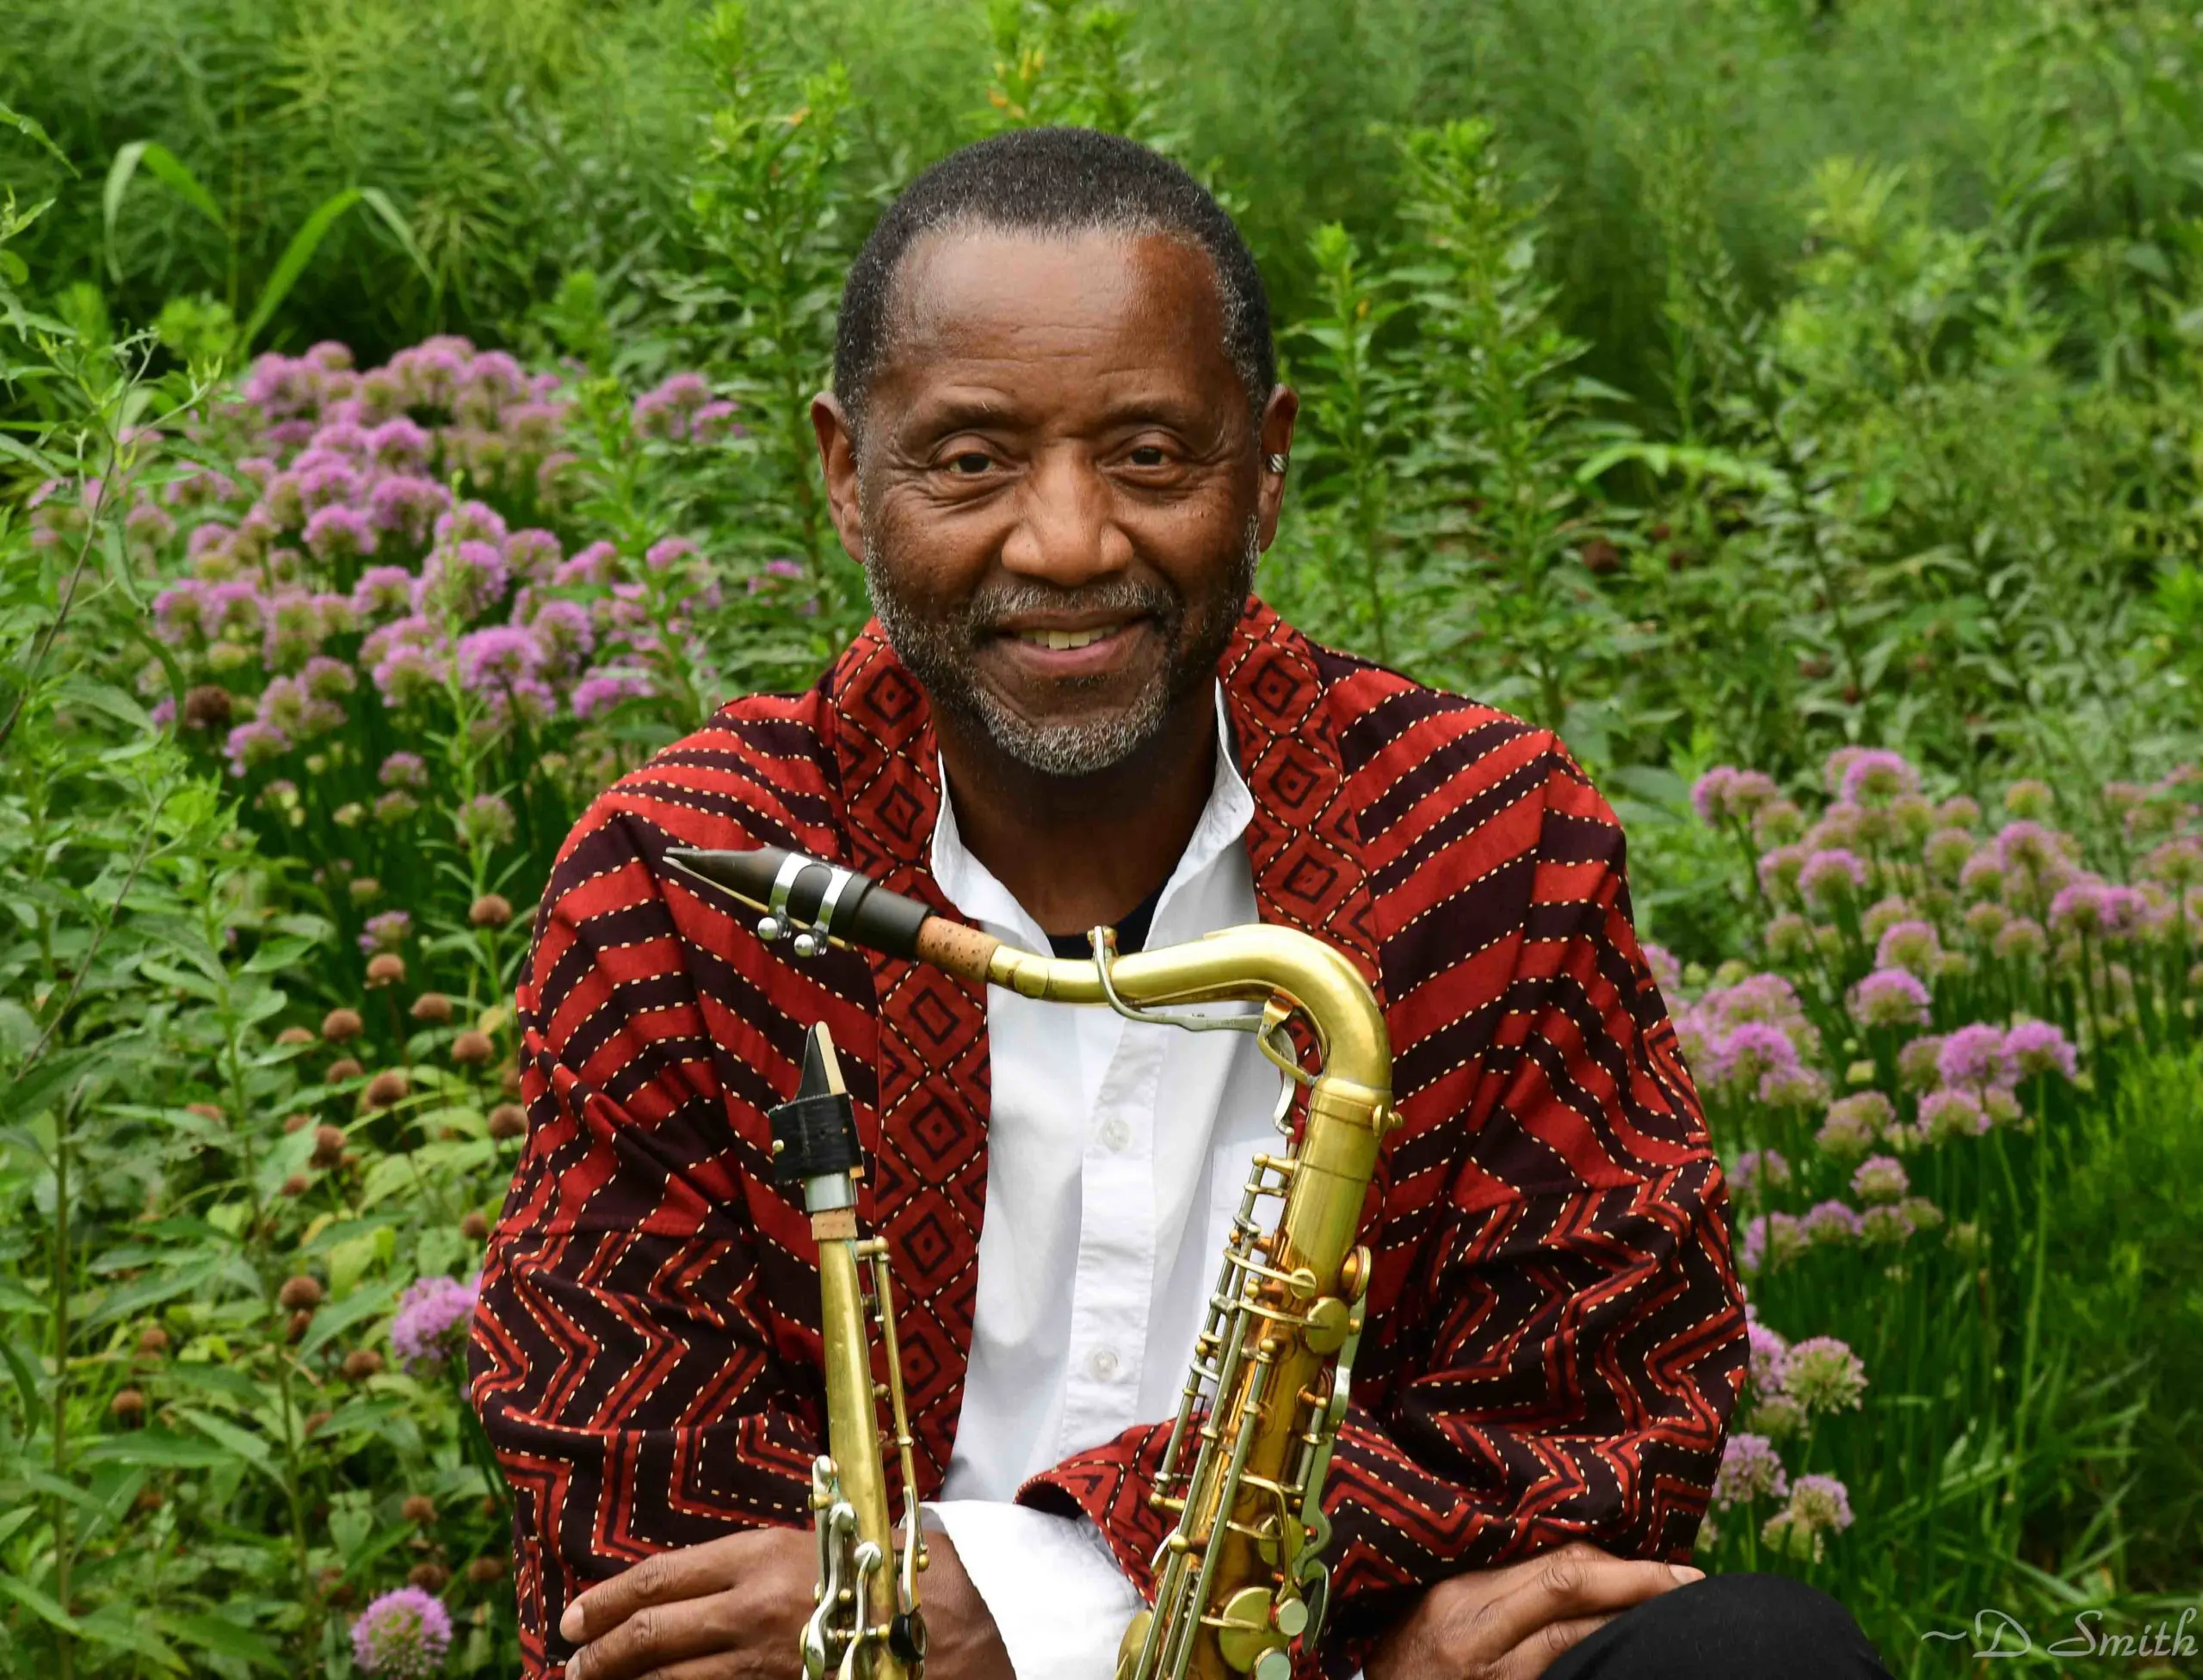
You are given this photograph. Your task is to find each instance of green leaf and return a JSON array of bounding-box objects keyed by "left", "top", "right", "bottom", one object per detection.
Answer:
[
  {"left": 103, "top": 140, "right": 224, "bottom": 284},
  {"left": 240, "top": 187, "right": 362, "bottom": 351},
  {"left": 175, "top": 1405, "right": 274, "bottom": 1471},
  {"left": 0, "top": 99, "right": 74, "bottom": 170},
  {"left": 358, "top": 186, "right": 437, "bottom": 292},
  {"left": 77, "top": 1428, "right": 233, "bottom": 1469},
  {"left": 0, "top": 1572, "right": 83, "bottom": 1635},
  {"left": 300, "top": 1276, "right": 398, "bottom": 1357},
  {"left": 77, "top": 1603, "right": 185, "bottom": 1669},
  {"left": 83, "top": 1256, "right": 224, "bottom": 1329},
  {"left": 162, "top": 1612, "right": 283, "bottom": 1671},
  {"left": 1, "top": 1336, "right": 43, "bottom": 1422}
]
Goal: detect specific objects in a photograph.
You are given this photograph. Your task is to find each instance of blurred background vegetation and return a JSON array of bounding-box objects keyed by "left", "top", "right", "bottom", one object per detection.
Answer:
[{"left": 2, "top": 0, "right": 2200, "bottom": 1674}]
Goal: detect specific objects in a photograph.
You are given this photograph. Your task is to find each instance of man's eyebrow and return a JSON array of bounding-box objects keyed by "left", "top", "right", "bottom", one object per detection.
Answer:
[{"left": 905, "top": 393, "right": 1025, "bottom": 435}]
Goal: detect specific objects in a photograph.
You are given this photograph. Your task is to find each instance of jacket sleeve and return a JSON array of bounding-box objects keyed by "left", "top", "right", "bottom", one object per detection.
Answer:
[
  {"left": 466, "top": 797, "right": 858, "bottom": 1677},
  {"left": 1021, "top": 738, "right": 1747, "bottom": 1674}
]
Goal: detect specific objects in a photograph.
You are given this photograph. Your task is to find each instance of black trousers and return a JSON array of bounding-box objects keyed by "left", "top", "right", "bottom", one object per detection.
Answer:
[{"left": 1543, "top": 1572, "right": 1895, "bottom": 1678}]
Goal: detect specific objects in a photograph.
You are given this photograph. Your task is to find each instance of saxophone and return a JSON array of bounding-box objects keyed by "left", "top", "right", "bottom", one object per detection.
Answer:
[
  {"left": 768, "top": 1020, "right": 928, "bottom": 1680},
  {"left": 670, "top": 843, "right": 1397, "bottom": 1680}
]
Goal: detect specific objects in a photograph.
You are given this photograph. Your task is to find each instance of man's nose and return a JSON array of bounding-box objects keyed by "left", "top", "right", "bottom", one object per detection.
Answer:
[{"left": 998, "top": 450, "right": 1133, "bottom": 588}]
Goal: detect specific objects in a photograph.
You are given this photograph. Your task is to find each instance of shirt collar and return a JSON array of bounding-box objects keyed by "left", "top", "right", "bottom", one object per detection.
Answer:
[{"left": 929, "top": 683, "right": 1256, "bottom": 954}]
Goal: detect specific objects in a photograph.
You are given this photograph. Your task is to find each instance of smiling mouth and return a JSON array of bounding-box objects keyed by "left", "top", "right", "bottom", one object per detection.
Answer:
[{"left": 1010, "top": 625, "right": 1124, "bottom": 652}]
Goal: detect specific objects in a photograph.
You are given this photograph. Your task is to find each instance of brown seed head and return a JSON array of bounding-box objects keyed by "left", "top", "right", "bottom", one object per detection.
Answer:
[
  {"left": 451, "top": 1030, "right": 495, "bottom": 1067},
  {"left": 327, "top": 1056, "right": 366, "bottom": 1082},
  {"left": 402, "top": 1494, "right": 438, "bottom": 1525},
  {"left": 410, "top": 991, "right": 454, "bottom": 1024},
  {"left": 499, "top": 1064, "right": 522, "bottom": 1096},
  {"left": 486, "top": 1102, "right": 527, "bottom": 1141},
  {"left": 366, "top": 953, "right": 406, "bottom": 988},
  {"left": 312, "top": 1123, "right": 347, "bottom": 1165},
  {"left": 282, "top": 1112, "right": 312, "bottom": 1133},
  {"left": 322, "top": 1008, "right": 365, "bottom": 1043},
  {"left": 341, "top": 1348, "right": 384, "bottom": 1382},
  {"left": 338, "top": 1150, "right": 361, "bottom": 1171},
  {"left": 468, "top": 893, "right": 514, "bottom": 929},
  {"left": 280, "top": 1173, "right": 311, "bottom": 1198},
  {"left": 182, "top": 683, "right": 234, "bottom": 731},
  {"left": 136, "top": 1325, "right": 170, "bottom": 1357},
  {"left": 1580, "top": 538, "right": 1622, "bottom": 576},
  {"left": 363, "top": 1070, "right": 410, "bottom": 1109},
  {"left": 305, "top": 1409, "right": 333, "bottom": 1437},
  {"left": 466, "top": 1554, "right": 506, "bottom": 1584},
  {"left": 288, "top": 1308, "right": 314, "bottom": 1340},
  {"left": 134, "top": 1485, "right": 164, "bottom": 1513},
  {"left": 278, "top": 1274, "right": 324, "bottom": 1311},
  {"left": 276, "top": 1026, "right": 315, "bottom": 1047},
  {"left": 407, "top": 1561, "right": 452, "bottom": 1593},
  {"left": 326, "top": 1578, "right": 356, "bottom": 1608},
  {"left": 111, "top": 1387, "right": 147, "bottom": 1424},
  {"left": 460, "top": 1210, "right": 491, "bottom": 1241},
  {"left": 186, "top": 1102, "right": 224, "bottom": 1121}
]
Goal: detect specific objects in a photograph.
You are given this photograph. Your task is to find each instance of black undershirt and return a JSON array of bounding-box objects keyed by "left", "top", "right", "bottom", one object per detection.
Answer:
[{"left": 1045, "top": 874, "right": 1169, "bottom": 960}]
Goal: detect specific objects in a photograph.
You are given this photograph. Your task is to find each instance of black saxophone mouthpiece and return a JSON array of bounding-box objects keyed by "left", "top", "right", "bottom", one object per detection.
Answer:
[
  {"left": 768, "top": 1022, "right": 862, "bottom": 1186},
  {"left": 664, "top": 844, "right": 932, "bottom": 960}
]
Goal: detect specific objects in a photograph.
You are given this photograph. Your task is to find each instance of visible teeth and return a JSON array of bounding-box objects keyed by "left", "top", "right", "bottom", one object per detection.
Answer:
[{"left": 1018, "top": 627, "right": 1110, "bottom": 651}]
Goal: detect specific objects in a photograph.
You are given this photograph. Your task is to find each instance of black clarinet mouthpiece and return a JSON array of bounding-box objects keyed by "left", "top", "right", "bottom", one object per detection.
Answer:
[{"left": 664, "top": 844, "right": 932, "bottom": 960}]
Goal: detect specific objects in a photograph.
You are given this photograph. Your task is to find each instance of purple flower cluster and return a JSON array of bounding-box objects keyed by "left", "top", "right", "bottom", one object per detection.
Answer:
[
  {"left": 1846, "top": 967, "right": 1931, "bottom": 1029},
  {"left": 350, "top": 1586, "right": 453, "bottom": 1677},
  {"left": 390, "top": 1272, "right": 481, "bottom": 1374}
]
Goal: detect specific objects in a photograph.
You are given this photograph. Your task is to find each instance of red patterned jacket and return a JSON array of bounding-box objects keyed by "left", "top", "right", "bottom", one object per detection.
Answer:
[{"left": 469, "top": 600, "right": 1747, "bottom": 1677}]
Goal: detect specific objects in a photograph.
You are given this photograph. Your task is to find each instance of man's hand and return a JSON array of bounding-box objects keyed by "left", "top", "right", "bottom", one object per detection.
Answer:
[
  {"left": 1367, "top": 1541, "right": 1702, "bottom": 1680},
  {"left": 560, "top": 1525, "right": 1014, "bottom": 1680}
]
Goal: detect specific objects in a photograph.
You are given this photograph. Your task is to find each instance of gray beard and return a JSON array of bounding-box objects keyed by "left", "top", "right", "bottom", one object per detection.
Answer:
[{"left": 863, "top": 514, "right": 1260, "bottom": 778}]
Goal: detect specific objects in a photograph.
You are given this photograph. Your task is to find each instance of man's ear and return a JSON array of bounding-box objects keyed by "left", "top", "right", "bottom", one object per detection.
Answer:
[
  {"left": 1256, "top": 383, "right": 1301, "bottom": 549},
  {"left": 811, "top": 392, "right": 866, "bottom": 565}
]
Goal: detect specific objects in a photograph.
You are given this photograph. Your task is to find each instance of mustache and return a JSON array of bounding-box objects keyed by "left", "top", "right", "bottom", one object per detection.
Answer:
[{"left": 954, "top": 575, "right": 1181, "bottom": 638}]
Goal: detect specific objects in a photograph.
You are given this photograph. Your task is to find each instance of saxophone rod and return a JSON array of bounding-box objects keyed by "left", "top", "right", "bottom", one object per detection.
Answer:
[{"left": 663, "top": 843, "right": 1392, "bottom": 1100}]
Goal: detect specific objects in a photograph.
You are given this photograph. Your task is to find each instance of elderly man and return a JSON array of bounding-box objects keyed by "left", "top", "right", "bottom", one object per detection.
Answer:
[{"left": 471, "top": 128, "right": 1890, "bottom": 1680}]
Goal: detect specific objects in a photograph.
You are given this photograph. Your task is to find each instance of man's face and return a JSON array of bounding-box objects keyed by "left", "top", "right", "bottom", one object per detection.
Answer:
[{"left": 817, "top": 228, "right": 1291, "bottom": 777}]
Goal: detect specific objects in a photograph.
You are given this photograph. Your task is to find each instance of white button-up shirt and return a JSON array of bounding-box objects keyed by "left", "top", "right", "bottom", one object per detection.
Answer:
[{"left": 921, "top": 687, "right": 1286, "bottom": 1677}]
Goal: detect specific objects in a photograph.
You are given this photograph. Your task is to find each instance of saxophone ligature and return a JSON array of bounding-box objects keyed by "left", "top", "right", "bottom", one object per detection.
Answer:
[
  {"left": 671, "top": 843, "right": 1398, "bottom": 1680},
  {"left": 768, "top": 1021, "right": 928, "bottom": 1680}
]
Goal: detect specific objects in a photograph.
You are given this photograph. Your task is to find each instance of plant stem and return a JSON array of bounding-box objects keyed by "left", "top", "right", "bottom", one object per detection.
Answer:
[{"left": 52, "top": 1084, "right": 77, "bottom": 1680}]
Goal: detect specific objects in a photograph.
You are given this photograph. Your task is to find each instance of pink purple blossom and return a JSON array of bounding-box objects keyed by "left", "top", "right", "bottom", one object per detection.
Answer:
[
  {"left": 390, "top": 1272, "right": 480, "bottom": 1373},
  {"left": 224, "top": 720, "right": 289, "bottom": 776},
  {"left": 2003, "top": 1020, "right": 2077, "bottom": 1082},
  {"left": 1936, "top": 1023, "right": 2015, "bottom": 1090},
  {"left": 350, "top": 1586, "right": 453, "bottom": 1677},
  {"left": 1851, "top": 1154, "right": 1908, "bottom": 1204},
  {"left": 1837, "top": 749, "right": 1918, "bottom": 806},
  {"left": 1799, "top": 848, "right": 1868, "bottom": 909},
  {"left": 1714, "top": 1433, "right": 1788, "bottom": 1508},
  {"left": 1847, "top": 967, "right": 1931, "bottom": 1029},
  {"left": 360, "top": 911, "right": 411, "bottom": 954}
]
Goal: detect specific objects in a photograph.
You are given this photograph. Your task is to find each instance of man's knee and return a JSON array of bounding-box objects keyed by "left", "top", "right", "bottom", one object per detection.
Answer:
[{"left": 1546, "top": 1570, "right": 1892, "bottom": 1679}]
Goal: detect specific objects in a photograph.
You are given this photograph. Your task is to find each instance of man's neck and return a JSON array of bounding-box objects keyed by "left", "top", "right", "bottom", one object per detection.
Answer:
[{"left": 933, "top": 687, "right": 1219, "bottom": 940}]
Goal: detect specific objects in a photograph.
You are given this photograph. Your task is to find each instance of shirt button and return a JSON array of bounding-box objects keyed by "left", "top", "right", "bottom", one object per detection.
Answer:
[
  {"left": 1088, "top": 1346, "right": 1120, "bottom": 1381},
  {"left": 1099, "top": 1117, "right": 1132, "bottom": 1152}
]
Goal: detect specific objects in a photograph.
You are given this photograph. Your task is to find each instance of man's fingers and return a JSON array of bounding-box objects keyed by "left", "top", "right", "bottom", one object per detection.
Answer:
[
  {"left": 1471, "top": 1556, "right": 1700, "bottom": 1658},
  {"left": 561, "top": 1541, "right": 742, "bottom": 1643},
  {"left": 566, "top": 1594, "right": 740, "bottom": 1680},
  {"left": 1495, "top": 1613, "right": 1617, "bottom": 1680}
]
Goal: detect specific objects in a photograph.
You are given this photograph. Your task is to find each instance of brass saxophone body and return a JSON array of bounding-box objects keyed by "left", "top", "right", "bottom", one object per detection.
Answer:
[
  {"left": 768, "top": 1023, "right": 928, "bottom": 1680},
  {"left": 672, "top": 844, "right": 1397, "bottom": 1680}
]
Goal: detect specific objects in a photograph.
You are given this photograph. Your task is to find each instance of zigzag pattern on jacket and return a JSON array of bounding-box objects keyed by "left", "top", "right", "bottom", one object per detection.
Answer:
[{"left": 468, "top": 599, "right": 1748, "bottom": 1677}]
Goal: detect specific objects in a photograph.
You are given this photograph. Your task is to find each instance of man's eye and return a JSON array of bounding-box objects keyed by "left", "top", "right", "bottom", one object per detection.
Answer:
[
  {"left": 944, "top": 451, "right": 993, "bottom": 476},
  {"left": 1127, "top": 446, "right": 1169, "bottom": 467}
]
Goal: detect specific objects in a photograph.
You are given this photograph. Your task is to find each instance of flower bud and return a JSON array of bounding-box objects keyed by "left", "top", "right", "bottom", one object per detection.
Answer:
[
  {"left": 312, "top": 1123, "right": 348, "bottom": 1166},
  {"left": 408, "top": 1561, "right": 452, "bottom": 1593},
  {"left": 364, "top": 1070, "right": 410, "bottom": 1109},
  {"left": 182, "top": 683, "right": 234, "bottom": 731},
  {"left": 460, "top": 1211, "right": 491, "bottom": 1241},
  {"left": 327, "top": 1056, "right": 366, "bottom": 1082},
  {"left": 466, "top": 1555, "right": 505, "bottom": 1585},
  {"left": 282, "top": 1112, "right": 312, "bottom": 1133},
  {"left": 279, "top": 1275, "right": 324, "bottom": 1311},
  {"left": 468, "top": 892, "right": 514, "bottom": 929},
  {"left": 322, "top": 1008, "right": 365, "bottom": 1043},
  {"left": 341, "top": 1348, "right": 384, "bottom": 1381},
  {"left": 276, "top": 1026, "right": 316, "bottom": 1047},
  {"left": 451, "top": 1030, "right": 495, "bottom": 1067},
  {"left": 348, "top": 875, "right": 382, "bottom": 905},
  {"left": 136, "top": 1325, "right": 170, "bottom": 1357},
  {"left": 281, "top": 1173, "right": 311, "bottom": 1197},
  {"left": 110, "top": 1387, "right": 147, "bottom": 1425},
  {"left": 403, "top": 1494, "right": 438, "bottom": 1525},
  {"left": 487, "top": 1102, "right": 527, "bottom": 1141},
  {"left": 366, "top": 953, "right": 406, "bottom": 988},
  {"left": 410, "top": 991, "right": 454, "bottom": 1024}
]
